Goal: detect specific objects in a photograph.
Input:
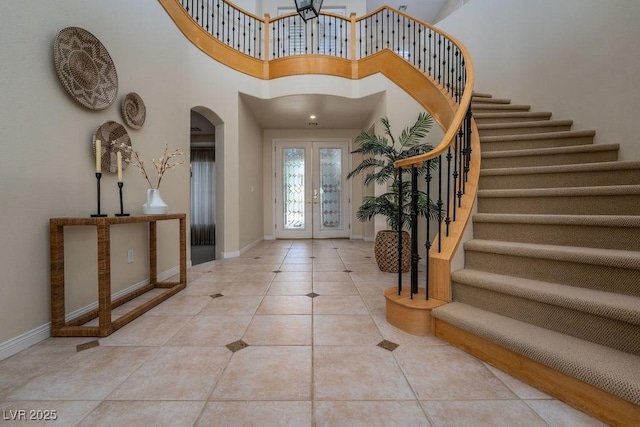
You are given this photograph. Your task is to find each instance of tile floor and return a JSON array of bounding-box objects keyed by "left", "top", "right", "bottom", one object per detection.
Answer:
[{"left": 0, "top": 240, "right": 606, "bottom": 426}]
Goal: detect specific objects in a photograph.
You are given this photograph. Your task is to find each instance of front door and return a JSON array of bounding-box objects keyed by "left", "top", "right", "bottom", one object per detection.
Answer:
[{"left": 274, "top": 139, "right": 350, "bottom": 239}]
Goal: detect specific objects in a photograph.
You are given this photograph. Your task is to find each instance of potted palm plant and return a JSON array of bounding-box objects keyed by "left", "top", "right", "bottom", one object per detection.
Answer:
[{"left": 348, "top": 112, "right": 438, "bottom": 272}]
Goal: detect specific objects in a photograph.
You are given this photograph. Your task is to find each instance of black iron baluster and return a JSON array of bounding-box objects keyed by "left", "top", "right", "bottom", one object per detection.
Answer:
[
  {"left": 425, "top": 160, "right": 432, "bottom": 300},
  {"left": 445, "top": 146, "right": 452, "bottom": 236},
  {"left": 455, "top": 126, "right": 463, "bottom": 213},
  {"left": 411, "top": 165, "right": 419, "bottom": 298},
  {"left": 437, "top": 154, "right": 443, "bottom": 253},
  {"left": 428, "top": 29, "right": 433, "bottom": 76},
  {"left": 397, "top": 167, "right": 403, "bottom": 295},
  {"left": 216, "top": 0, "right": 220, "bottom": 39},
  {"left": 386, "top": 11, "right": 390, "bottom": 49},
  {"left": 464, "top": 108, "right": 473, "bottom": 185}
]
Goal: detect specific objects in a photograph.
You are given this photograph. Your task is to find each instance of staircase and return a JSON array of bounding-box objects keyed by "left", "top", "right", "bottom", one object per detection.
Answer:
[{"left": 432, "top": 93, "right": 640, "bottom": 424}]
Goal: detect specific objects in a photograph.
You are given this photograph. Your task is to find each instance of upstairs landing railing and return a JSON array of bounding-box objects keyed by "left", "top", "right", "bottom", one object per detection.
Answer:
[{"left": 162, "top": 0, "right": 478, "bottom": 301}]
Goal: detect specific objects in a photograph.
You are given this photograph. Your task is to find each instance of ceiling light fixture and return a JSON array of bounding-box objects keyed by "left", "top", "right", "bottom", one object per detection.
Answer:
[
  {"left": 295, "top": 0, "right": 323, "bottom": 21},
  {"left": 309, "top": 115, "right": 316, "bottom": 119}
]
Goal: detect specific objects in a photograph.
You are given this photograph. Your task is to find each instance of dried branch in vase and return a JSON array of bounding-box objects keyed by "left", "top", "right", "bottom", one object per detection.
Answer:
[{"left": 120, "top": 143, "right": 186, "bottom": 189}]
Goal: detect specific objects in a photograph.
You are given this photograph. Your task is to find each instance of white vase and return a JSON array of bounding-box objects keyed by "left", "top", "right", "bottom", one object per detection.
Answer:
[{"left": 142, "top": 188, "right": 168, "bottom": 214}]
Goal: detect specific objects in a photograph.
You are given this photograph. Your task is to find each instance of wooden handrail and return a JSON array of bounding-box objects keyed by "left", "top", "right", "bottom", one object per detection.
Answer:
[{"left": 158, "top": 0, "right": 478, "bottom": 301}]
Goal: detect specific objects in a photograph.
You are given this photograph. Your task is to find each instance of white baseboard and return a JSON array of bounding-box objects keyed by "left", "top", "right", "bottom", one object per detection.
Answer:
[
  {"left": 350, "top": 235, "right": 363, "bottom": 240},
  {"left": 221, "top": 250, "right": 240, "bottom": 258},
  {"left": 263, "top": 235, "right": 275, "bottom": 241},
  {"left": 0, "top": 265, "right": 182, "bottom": 362},
  {"left": 240, "top": 237, "right": 263, "bottom": 255}
]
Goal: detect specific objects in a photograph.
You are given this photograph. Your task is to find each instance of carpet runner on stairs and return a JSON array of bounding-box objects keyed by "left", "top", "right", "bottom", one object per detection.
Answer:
[{"left": 431, "top": 93, "right": 640, "bottom": 412}]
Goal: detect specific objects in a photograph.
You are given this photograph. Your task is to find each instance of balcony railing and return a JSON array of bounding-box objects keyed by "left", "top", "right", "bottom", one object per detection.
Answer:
[{"left": 167, "top": 0, "right": 477, "bottom": 302}]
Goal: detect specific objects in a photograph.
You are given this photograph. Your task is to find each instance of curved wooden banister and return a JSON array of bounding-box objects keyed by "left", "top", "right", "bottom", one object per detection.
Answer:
[{"left": 158, "top": 0, "right": 478, "bottom": 302}]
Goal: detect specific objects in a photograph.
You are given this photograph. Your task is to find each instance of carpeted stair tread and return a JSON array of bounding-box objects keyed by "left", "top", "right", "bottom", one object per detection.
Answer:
[
  {"left": 432, "top": 302, "right": 640, "bottom": 405},
  {"left": 471, "top": 97, "right": 511, "bottom": 104},
  {"left": 482, "top": 143, "right": 617, "bottom": 159},
  {"left": 480, "top": 160, "right": 640, "bottom": 176},
  {"left": 480, "top": 129, "right": 594, "bottom": 143},
  {"left": 478, "top": 184, "right": 640, "bottom": 198},
  {"left": 472, "top": 213, "right": 640, "bottom": 228},
  {"left": 477, "top": 119, "right": 573, "bottom": 131},
  {"left": 472, "top": 103, "right": 531, "bottom": 111},
  {"left": 473, "top": 111, "right": 553, "bottom": 122},
  {"left": 451, "top": 269, "right": 640, "bottom": 325},
  {"left": 464, "top": 239, "right": 640, "bottom": 271},
  {"left": 472, "top": 92, "right": 493, "bottom": 98}
]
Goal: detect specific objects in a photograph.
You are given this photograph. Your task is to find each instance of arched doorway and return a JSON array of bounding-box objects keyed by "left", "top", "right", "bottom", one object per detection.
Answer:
[{"left": 190, "top": 107, "right": 223, "bottom": 264}]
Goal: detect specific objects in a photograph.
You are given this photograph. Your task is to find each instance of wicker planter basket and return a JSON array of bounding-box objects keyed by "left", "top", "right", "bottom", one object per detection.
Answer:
[{"left": 374, "top": 230, "right": 411, "bottom": 273}]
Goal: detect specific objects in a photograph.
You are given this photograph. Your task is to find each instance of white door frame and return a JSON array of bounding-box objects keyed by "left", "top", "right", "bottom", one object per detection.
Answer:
[{"left": 273, "top": 138, "right": 351, "bottom": 239}]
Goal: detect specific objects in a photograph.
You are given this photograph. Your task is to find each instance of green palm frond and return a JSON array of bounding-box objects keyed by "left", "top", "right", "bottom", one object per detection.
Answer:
[{"left": 348, "top": 111, "right": 438, "bottom": 231}]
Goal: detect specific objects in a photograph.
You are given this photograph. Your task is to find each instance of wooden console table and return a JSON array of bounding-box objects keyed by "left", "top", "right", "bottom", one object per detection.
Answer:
[{"left": 49, "top": 214, "right": 186, "bottom": 337}]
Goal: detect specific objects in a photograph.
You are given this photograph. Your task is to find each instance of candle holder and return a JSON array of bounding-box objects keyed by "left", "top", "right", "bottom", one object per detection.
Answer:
[
  {"left": 115, "top": 182, "right": 130, "bottom": 217},
  {"left": 91, "top": 172, "right": 108, "bottom": 217}
]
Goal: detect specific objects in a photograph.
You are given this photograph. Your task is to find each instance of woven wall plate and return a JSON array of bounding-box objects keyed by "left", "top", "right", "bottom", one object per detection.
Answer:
[
  {"left": 54, "top": 27, "right": 118, "bottom": 110},
  {"left": 92, "top": 121, "right": 131, "bottom": 173},
  {"left": 122, "top": 92, "right": 146, "bottom": 129}
]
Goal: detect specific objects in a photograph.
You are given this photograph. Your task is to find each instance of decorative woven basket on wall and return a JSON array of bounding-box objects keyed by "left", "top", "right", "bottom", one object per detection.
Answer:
[{"left": 374, "top": 230, "right": 411, "bottom": 273}]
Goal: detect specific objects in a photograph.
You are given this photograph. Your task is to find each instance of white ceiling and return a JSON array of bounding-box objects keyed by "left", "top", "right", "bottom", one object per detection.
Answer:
[{"left": 239, "top": 92, "right": 384, "bottom": 130}]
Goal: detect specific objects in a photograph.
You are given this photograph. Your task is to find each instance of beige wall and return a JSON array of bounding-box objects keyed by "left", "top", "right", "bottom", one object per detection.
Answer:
[
  {"left": 438, "top": 0, "right": 640, "bottom": 161},
  {"left": 0, "top": 0, "right": 438, "bottom": 356}
]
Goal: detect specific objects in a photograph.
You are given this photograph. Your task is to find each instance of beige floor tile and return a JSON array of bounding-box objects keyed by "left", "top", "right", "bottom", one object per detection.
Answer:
[
  {"left": 312, "top": 257, "right": 344, "bottom": 264},
  {"left": 197, "top": 401, "right": 312, "bottom": 426},
  {"left": 0, "top": 400, "right": 100, "bottom": 426},
  {"left": 421, "top": 400, "right": 548, "bottom": 427},
  {"left": 313, "top": 296, "right": 369, "bottom": 315},
  {"left": 197, "top": 296, "right": 263, "bottom": 316},
  {"left": 5, "top": 346, "right": 156, "bottom": 400},
  {"left": 484, "top": 363, "right": 551, "bottom": 400},
  {"left": 219, "top": 281, "right": 271, "bottom": 296},
  {"left": 272, "top": 271, "right": 313, "bottom": 282},
  {"left": 278, "top": 263, "right": 313, "bottom": 272},
  {"left": 267, "top": 281, "right": 313, "bottom": 295},
  {"left": 179, "top": 281, "right": 227, "bottom": 296},
  {"left": 342, "top": 262, "right": 382, "bottom": 273},
  {"left": 256, "top": 296, "right": 312, "bottom": 315},
  {"left": 98, "top": 315, "right": 191, "bottom": 346},
  {"left": 108, "top": 347, "right": 230, "bottom": 400},
  {"left": 229, "top": 272, "right": 277, "bottom": 282},
  {"left": 354, "top": 281, "right": 395, "bottom": 295},
  {"left": 524, "top": 399, "right": 608, "bottom": 427},
  {"left": 372, "top": 315, "right": 447, "bottom": 347},
  {"left": 211, "top": 346, "right": 311, "bottom": 400},
  {"left": 313, "top": 315, "right": 383, "bottom": 346},
  {"left": 313, "top": 272, "right": 353, "bottom": 282},
  {"left": 281, "top": 257, "right": 313, "bottom": 264},
  {"left": 394, "top": 346, "right": 517, "bottom": 400},
  {"left": 243, "top": 315, "right": 312, "bottom": 346},
  {"left": 314, "top": 401, "right": 430, "bottom": 427},
  {"left": 0, "top": 342, "right": 80, "bottom": 397},
  {"left": 361, "top": 293, "right": 386, "bottom": 314},
  {"left": 314, "top": 346, "right": 415, "bottom": 400},
  {"left": 167, "top": 316, "right": 252, "bottom": 347},
  {"left": 312, "top": 281, "right": 359, "bottom": 295},
  {"left": 312, "top": 263, "right": 346, "bottom": 272},
  {"left": 76, "top": 401, "right": 205, "bottom": 427},
  {"left": 145, "top": 295, "right": 212, "bottom": 316}
]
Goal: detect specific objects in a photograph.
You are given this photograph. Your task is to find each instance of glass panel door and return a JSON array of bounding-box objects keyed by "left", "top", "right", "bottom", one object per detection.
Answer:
[{"left": 274, "top": 140, "right": 349, "bottom": 239}]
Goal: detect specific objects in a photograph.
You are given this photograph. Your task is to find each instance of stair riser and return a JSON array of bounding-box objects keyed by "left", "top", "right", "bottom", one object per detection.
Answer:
[
  {"left": 478, "top": 193, "right": 640, "bottom": 215},
  {"left": 482, "top": 150, "right": 618, "bottom": 168},
  {"left": 452, "top": 283, "right": 640, "bottom": 356},
  {"left": 464, "top": 250, "right": 640, "bottom": 296},
  {"left": 478, "top": 124, "right": 572, "bottom": 137},
  {"left": 479, "top": 169, "right": 640, "bottom": 189},
  {"left": 480, "top": 137, "right": 591, "bottom": 152},
  {"left": 473, "top": 222, "right": 640, "bottom": 251},
  {"left": 474, "top": 116, "right": 551, "bottom": 124}
]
